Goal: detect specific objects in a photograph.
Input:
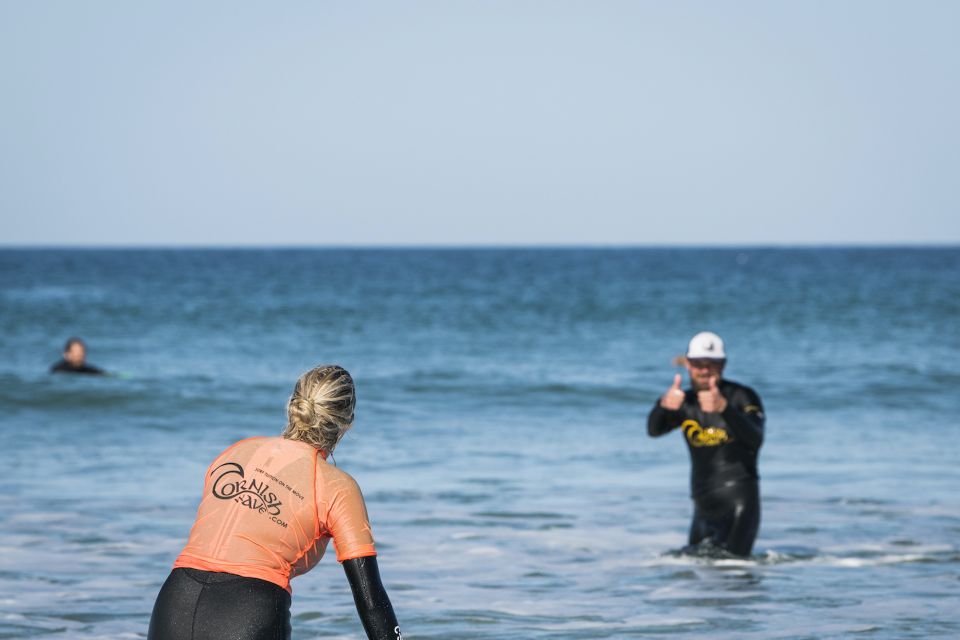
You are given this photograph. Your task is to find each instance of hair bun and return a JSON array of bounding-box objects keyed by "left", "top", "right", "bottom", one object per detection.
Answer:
[
  {"left": 289, "top": 397, "right": 317, "bottom": 430},
  {"left": 282, "top": 365, "right": 356, "bottom": 453}
]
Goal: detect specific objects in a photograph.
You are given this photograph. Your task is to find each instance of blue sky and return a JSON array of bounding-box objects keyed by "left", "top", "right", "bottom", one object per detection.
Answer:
[{"left": 1, "top": 1, "right": 957, "bottom": 246}]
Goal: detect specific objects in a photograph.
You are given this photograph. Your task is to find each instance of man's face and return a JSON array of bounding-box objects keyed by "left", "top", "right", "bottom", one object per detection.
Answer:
[
  {"left": 686, "top": 358, "right": 725, "bottom": 391},
  {"left": 64, "top": 343, "right": 86, "bottom": 367}
]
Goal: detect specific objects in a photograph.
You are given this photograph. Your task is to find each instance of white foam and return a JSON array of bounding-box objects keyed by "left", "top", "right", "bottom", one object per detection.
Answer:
[
  {"left": 535, "top": 615, "right": 707, "bottom": 631},
  {"left": 822, "top": 553, "right": 927, "bottom": 568},
  {"left": 464, "top": 545, "right": 503, "bottom": 557},
  {"left": 450, "top": 531, "right": 482, "bottom": 540}
]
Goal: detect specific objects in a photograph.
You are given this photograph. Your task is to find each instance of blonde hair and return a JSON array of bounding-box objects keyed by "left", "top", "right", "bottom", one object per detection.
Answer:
[{"left": 282, "top": 365, "right": 356, "bottom": 453}]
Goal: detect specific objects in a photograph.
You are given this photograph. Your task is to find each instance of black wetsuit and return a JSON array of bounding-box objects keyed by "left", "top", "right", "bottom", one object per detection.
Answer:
[
  {"left": 647, "top": 378, "right": 765, "bottom": 556},
  {"left": 50, "top": 359, "right": 105, "bottom": 375},
  {"left": 148, "top": 557, "right": 400, "bottom": 640}
]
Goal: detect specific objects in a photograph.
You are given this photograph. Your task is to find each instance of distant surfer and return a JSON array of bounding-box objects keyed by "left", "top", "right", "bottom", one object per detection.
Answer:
[
  {"left": 148, "top": 365, "right": 403, "bottom": 640},
  {"left": 50, "top": 337, "right": 106, "bottom": 375},
  {"left": 647, "top": 332, "right": 765, "bottom": 557}
]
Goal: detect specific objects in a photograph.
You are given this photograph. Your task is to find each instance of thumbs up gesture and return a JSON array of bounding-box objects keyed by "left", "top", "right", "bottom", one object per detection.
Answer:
[
  {"left": 659, "top": 374, "right": 686, "bottom": 410},
  {"left": 697, "top": 375, "right": 728, "bottom": 413}
]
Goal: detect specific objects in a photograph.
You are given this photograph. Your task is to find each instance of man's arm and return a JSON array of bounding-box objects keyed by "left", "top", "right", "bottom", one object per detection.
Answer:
[
  {"left": 343, "top": 556, "right": 402, "bottom": 640},
  {"left": 648, "top": 402, "right": 683, "bottom": 437},
  {"left": 720, "top": 386, "right": 764, "bottom": 450},
  {"left": 648, "top": 374, "right": 686, "bottom": 437}
]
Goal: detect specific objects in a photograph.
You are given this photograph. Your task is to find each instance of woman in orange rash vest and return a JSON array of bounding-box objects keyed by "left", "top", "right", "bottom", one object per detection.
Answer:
[{"left": 148, "top": 365, "right": 403, "bottom": 640}]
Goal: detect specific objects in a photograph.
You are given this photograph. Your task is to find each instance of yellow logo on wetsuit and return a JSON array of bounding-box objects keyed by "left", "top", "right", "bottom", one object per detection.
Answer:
[{"left": 682, "top": 420, "right": 730, "bottom": 447}]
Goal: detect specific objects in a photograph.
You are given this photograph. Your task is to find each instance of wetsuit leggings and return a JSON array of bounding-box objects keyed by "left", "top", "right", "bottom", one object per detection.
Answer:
[
  {"left": 148, "top": 568, "right": 291, "bottom": 640},
  {"left": 689, "top": 480, "right": 760, "bottom": 557}
]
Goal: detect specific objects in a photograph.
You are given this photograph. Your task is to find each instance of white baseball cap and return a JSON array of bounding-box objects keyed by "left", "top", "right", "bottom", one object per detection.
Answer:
[{"left": 686, "top": 331, "right": 726, "bottom": 359}]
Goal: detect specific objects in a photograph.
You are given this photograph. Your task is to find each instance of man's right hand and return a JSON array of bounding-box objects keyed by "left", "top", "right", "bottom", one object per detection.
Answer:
[{"left": 659, "top": 374, "right": 685, "bottom": 410}]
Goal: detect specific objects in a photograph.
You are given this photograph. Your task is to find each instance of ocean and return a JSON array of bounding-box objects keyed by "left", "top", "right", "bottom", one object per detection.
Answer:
[{"left": 1, "top": 248, "right": 958, "bottom": 639}]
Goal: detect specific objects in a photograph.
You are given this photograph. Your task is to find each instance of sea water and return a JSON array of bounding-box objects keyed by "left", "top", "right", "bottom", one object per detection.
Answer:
[{"left": 1, "top": 248, "right": 958, "bottom": 639}]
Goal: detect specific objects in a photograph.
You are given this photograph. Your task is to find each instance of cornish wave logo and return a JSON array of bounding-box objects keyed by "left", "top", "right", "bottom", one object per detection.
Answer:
[
  {"left": 681, "top": 419, "right": 730, "bottom": 447},
  {"left": 211, "top": 462, "right": 283, "bottom": 516}
]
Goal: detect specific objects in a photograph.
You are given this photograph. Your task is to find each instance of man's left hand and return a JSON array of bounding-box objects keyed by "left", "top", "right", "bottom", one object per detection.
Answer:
[{"left": 697, "top": 375, "right": 728, "bottom": 413}]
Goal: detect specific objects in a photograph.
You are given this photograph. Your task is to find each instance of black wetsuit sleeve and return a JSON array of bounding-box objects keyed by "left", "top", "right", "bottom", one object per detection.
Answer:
[
  {"left": 343, "top": 556, "right": 402, "bottom": 640},
  {"left": 50, "top": 360, "right": 71, "bottom": 373},
  {"left": 647, "top": 401, "right": 684, "bottom": 437},
  {"left": 720, "top": 386, "right": 765, "bottom": 451},
  {"left": 50, "top": 360, "right": 106, "bottom": 375}
]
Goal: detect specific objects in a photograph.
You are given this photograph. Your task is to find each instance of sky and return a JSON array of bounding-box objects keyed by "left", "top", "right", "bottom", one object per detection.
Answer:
[{"left": 1, "top": 1, "right": 958, "bottom": 246}]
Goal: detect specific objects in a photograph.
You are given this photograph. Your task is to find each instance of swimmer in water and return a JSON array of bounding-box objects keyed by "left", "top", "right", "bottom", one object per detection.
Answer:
[
  {"left": 148, "top": 365, "right": 403, "bottom": 640},
  {"left": 50, "top": 337, "right": 105, "bottom": 375},
  {"left": 647, "top": 332, "right": 765, "bottom": 557}
]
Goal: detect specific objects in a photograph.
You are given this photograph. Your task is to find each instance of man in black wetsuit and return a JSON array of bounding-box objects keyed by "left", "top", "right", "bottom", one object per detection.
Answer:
[
  {"left": 50, "top": 337, "right": 105, "bottom": 375},
  {"left": 647, "top": 331, "right": 764, "bottom": 557}
]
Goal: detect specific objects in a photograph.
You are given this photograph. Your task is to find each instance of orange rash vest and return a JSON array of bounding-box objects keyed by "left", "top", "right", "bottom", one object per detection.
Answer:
[{"left": 173, "top": 436, "right": 377, "bottom": 593}]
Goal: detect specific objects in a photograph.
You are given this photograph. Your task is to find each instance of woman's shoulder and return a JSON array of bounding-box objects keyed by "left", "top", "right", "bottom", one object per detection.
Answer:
[
  {"left": 317, "top": 458, "right": 356, "bottom": 480},
  {"left": 316, "top": 459, "right": 363, "bottom": 493},
  {"left": 216, "top": 435, "right": 272, "bottom": 455}
]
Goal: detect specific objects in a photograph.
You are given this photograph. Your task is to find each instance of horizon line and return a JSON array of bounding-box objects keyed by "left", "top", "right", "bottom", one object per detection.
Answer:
[{"left": 1, "top": 242, "right": 958, "bottom": 251}]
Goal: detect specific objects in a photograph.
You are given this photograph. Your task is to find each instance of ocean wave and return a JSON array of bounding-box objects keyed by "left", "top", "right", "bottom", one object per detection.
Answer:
[{"left": 641, "top": 544, "right": 959, "bottom": 569}]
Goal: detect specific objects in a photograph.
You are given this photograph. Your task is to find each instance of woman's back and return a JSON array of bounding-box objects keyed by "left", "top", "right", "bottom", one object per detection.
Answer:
[{"left": 174, "top": 436, "right": 376, "bottom": 592}]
